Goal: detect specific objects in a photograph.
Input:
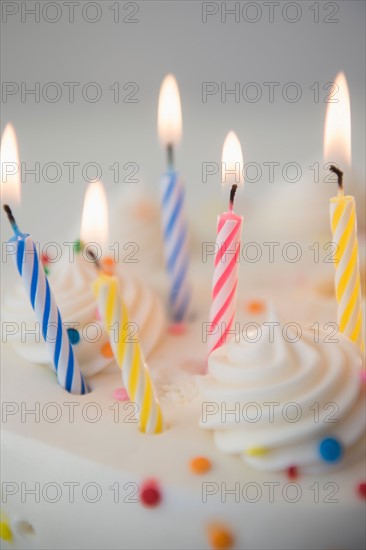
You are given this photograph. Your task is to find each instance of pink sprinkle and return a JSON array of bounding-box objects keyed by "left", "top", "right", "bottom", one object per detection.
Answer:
[
  {"left": 168, "top": 323, "right": 187, "bottom": 336},
  {"left": 95, "top": 309, "right": 101, "bottom": 321},
  {"left": 360, "top": 370, "right": 366, "bottom": 383},
  {"left": 113, "top": 387, "right": 129, "bottom": 401}
]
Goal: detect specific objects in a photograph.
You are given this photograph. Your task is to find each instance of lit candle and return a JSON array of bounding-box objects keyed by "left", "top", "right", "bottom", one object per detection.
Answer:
[
  {"left": 2, "top": 205, "right": 88, "bottom": 394},
  {"left": 80, "top": 180, "right": 109, "bottom": 253},
  {"left": 158, "top": 74, "right": 191, "bottom": 325},
  {"left": 80, "top": 184, "right": 164, "bottom": 434},
  {"left": 324, "top": 72, "right": 364, "bottom": 352},
  {"left": 0, "top": 123, "right": 20, "bottom": 207},
  {"left": 207, "top": 131, "right": 244, "bottom": 356},
  {"left": 1, "top": 126, "right": 88, "bottom": 394}
]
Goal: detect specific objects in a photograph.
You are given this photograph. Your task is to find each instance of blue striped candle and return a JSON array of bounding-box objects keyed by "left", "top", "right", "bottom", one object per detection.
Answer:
[
  {"left": 158, "top": 74, "right": 191, "bottom": 324},
  {"left": 161, "top": 170, "right": 191, "bottom": 323},
  {"left": 4, "top": 205, "right": 88, "bottom": 395}
]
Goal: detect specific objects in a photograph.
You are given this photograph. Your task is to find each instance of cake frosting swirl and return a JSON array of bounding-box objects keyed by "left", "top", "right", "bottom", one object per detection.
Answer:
[
  {"left": 3, "top": 252, "right": 166, "bottom": 377},
  {"left": 198, "top": 308, "right": 365, "bottom": 472}
]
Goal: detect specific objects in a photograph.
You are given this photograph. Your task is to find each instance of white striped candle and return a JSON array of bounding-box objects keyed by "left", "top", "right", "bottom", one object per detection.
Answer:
[{"left": 4, "top": 205, "right": 88, "bottom": 395}]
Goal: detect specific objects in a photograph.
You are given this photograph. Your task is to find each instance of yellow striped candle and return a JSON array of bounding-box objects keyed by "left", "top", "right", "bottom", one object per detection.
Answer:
[
  {"left": 330, "top": 180, "right": 364, "bottom": 352},
  {"left": 92, "top": 273, "right": 164, "bottom": 434},
  {"left": 324, "top": 73, "right": 364, "bottom": 353}
]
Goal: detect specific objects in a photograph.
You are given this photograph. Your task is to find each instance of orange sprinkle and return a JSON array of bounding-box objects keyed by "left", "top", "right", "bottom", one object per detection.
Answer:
[
  {"left": 101, "top": 342, "right": 114, "bottom": 358},
  {"left": 207, "top": 523, "right": 234, "bottom": 550},
  {"left": 190, "top": 456, "right": 212, "bottom": 475},
  {"left": 246, "top": 300, "right": 265, "bottom": 314},
  {"left": 102, "top": 256, "right": 115, "bottom": 275}
]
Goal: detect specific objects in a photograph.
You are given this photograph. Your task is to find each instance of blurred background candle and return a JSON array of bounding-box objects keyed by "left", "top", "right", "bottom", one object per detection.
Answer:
[
  {"left": 207, "top": 131, "right": 244, "bottom": 357},
  {"left": 158, "top": 74, "right": 191, "bottom": 325},
  {"left": 80, "top": 179, "right": 109, "bottom": 258},
  {"left": 1, "top": 123, "right": 20, "bottom": 207},
  {"left": 324, "top": 72, "right": 364, "bottom": 353}
]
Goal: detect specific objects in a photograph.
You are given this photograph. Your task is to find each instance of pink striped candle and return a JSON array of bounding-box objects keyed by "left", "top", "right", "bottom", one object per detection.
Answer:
[{"left": 207, "top": 132, "right": 244, "bottom": 356}]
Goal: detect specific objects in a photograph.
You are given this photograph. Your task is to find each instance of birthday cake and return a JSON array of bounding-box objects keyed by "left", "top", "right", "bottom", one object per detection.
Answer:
[
  {"left": 1, "top": 271, "right": 366, "bottom": 549},
  {"left": 1, "top": 73, "right": 366, "bottom": 550}
]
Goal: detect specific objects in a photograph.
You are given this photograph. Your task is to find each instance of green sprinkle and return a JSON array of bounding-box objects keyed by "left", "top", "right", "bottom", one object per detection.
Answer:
[{"left": 73, "top": 240, "right": 85, "bottom": 253}]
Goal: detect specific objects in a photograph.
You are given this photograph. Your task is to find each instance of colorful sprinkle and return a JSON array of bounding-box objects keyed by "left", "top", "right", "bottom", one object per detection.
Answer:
[
  {"left": 67, "top": 328, "right": 80, "bottom": 345},
  {"left": 14, "top": 520, "right": 35, "bottom": 536},
  {"left": 113, "top": 387, "right": 129, "bottom": 401},
  {"left": 246, "top": 447, "right": 269, "bottom": 457},
  {"left": 207, "top": 523, "right": 234, "bottom": 550},
  {"left": 287, "top": 465, "right": 299, "bottom": 480},
  {"left": 41, "top": 253, "right": 50, "bottom": 265},
  {"left": 246, "top": 300, "right": 265, "bottom": 314},
  {"left": 360, "top": 370, "right": 366, "bottom": 383},
  {"left": 319, "top": 437, "right": 343, "bottom": 463},
  {"left": 101, "top": 256, "right": 115, "bottom": 275},
  {"left": 95, "top": 308, "right": 101, "bottom": 321},
  {"left": 101, "top": 342, "right": 114, "bottom": 358},
  {"left": 357, "top": 482, "right": 366, "bottom": 499},
  {"left": 73, "top": 240, "right": 84, "bottom": 253},
  {"left": 139, "top": 479, "right": 162, "bottom": 507},
  {"left": 0, "top": 521, "right": 13, "bottom": 543},
  {"left": 168, "top": 323, "right": 187, "bottom": 335},
  {"left": 44, "top": 265, "right": 50, "bottom": 275},
  {"left": 190, "top": 456, "right": 212, "bottom": 475}
]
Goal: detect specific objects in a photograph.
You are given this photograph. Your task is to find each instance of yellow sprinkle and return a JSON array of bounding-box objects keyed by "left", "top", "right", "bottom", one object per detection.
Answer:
[
  {"left": 246, "top": 447, "right": 269, "bottom": 457},
  {"left": 0, "top": 521, "right": 13, "bottom": 543}
]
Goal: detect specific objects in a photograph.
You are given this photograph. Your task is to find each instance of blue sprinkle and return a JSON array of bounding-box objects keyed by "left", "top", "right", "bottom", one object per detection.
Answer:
[
  {"left": 67, "top": 328, "right": 80, "bottom": 345},
  {"left": 319, "top": 437, "right": 343, "bottom": 463}
]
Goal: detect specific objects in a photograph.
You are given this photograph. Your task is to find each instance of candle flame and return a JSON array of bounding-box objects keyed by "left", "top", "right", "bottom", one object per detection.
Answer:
[
  {"left": 0, "top": 123, "right": 21, "bottom": 206},
  {"left": 324, "top": 72, "right": 351, "bottom": 169},
  {"left": 158, "top": 74, "right": 182, "bottom": 147},
  {"left": 80, "top": 180, "right": 109, "bottom": 249},
  {"left": 221, "top": 131, "right": 244, "bottom": 188}
]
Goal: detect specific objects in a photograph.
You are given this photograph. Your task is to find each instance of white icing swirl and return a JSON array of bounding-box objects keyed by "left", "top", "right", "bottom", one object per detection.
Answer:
[
  {"left": 198, "top": 308, "right": 365, "bottom": 472},
  {"left": 3, "top": 253, "right": 166, "bottom": 377}
]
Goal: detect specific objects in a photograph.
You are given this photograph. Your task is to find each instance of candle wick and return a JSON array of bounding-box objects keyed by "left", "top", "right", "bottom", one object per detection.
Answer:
[
  {"left": 86, "top": 246, "right": 101, "bottom": 271},
  {"left": 330, "top": 165, "right": 344, "bottom": 195},
  {"left": 167, "top": 143, "right": 174, "bottom": 171},
  {"left": 229, "top": 184, "right": 238, "bottom": 211},
  {"left": 3, "top": 204, "right": 21, "bottom": 235}
]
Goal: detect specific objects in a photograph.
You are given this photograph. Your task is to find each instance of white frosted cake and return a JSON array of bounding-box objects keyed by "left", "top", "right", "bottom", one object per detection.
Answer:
[{"left": 1, "top": 257, "right": 365, "bottom": 550}]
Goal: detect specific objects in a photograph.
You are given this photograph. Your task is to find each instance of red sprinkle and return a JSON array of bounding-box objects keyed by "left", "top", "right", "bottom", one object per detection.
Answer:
[
  {"left": 41, "top": 253, "right": 50, "bottom": 265},
  {"left": 357, "top": 482, "right": 366, "bottom": 499},
  {"left": 140, "top": 479, "right": 161, "bottom": 507},
  {"left": 287, "top": 466, "right": 299, "bottom": 479},
  {"left": 168, "top": 323, "right": 187, "bottom": 335}
]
